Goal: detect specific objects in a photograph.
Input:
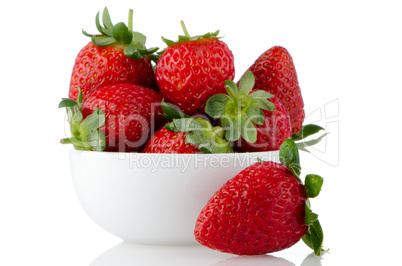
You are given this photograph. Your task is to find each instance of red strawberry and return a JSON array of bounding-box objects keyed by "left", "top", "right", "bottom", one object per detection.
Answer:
[
  {"left": 238, "top": 46, "right": 304, "bottom": 134},
  {"left": 143, "top": 101, "right": 233, "bottom": 154},
  {"left": 235, "top": 97, "right": 292, "bottom": 152},
  {"left": 194, "top": 140, "right": 325, "bottom": 256},
  {"left": 156, "top": 21, "right": 235, "bottom": 115},
  {"left": 60, "top": 83, "right": 164, "bottom": 152},
  {"left": 195, "top": 161, "right": 307, "bottom": 255},
  {"left": 142, "top": 127, "right": 200, "bottom": 154},
  {"left": 81, "top": 83, "right": 164, "bottom": 152},
  {"left": 68, "top": 7, "right": 159, "bottom": 101}
]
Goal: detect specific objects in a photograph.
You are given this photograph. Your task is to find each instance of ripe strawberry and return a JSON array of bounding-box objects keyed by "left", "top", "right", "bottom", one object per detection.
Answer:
[
  {"left": 143, "top": 101, "right": 233, "bottom": 154},
  {"left": 195, "top": 161, "right": 307, "bottom": 255},
  {"left": 142, "top": 127, "right": 200, "bottom": 154},
  {"left": 60, "top": 83, "right": 164, "bottom": 152},
  {"left": 238, "top": 46, "right": 304, "bottom": 134},
  {"left": 155, "top": 21, "right": 235, "bottom": 115},
  {"left": 194, "top": 140, "right": 325, "bottom": 256},
  {"left": 68, "top": 7, "right": 159, "bottom": 101},
  {"left": 235, "top": 97, "right": 292, "bottom": 152},
  {"left": 82, "top": 83, "right": 164, "bottom": 152}
]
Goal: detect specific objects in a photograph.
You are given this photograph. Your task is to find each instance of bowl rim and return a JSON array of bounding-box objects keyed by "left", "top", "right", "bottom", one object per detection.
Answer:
[{"left": 69, "top": 148, "right": 280, "bottom": 158}]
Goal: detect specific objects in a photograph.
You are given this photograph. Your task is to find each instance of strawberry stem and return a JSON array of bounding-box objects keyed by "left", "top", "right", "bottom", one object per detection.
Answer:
[
  {"left": 180, "top": 20, "right": 190, "bottom": 38},
  {"left": 128, "top": 9, "right": 133, "bottom": 31}
]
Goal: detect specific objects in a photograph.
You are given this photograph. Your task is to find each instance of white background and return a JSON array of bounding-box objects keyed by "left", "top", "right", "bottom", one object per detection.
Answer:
[{"left": 1, "top": 0, "right": 401, "bottom": 265}]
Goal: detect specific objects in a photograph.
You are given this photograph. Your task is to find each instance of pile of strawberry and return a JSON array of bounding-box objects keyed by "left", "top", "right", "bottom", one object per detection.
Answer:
[{"left": 59, "top": 8, "right": 326, "bottom": 256}]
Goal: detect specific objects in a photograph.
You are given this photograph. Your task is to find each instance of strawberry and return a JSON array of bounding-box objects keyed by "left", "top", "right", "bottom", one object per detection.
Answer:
[
  {"left": 155, "top": 21, "right": 235, "bottom": 115},
  {"left": 238, "top": 46, "right": 304, "bottom": 134},
  {"left": 235, "top": 97, "right": 292, "bottom": 152},
  {"left": 194, "top": 139, "right": 325, "bottom": 256},
  {"left": 143, "top": 101, "right": 233, "bottom": 154},
  {"left": 142, "top": 127, "right": 200, "bottom": 154},
  {"left": 60, "top": 83, "right": 164, "bottom": 152},
  {"left": 68, "top": 7, "right": 159, "bottom": 101}
]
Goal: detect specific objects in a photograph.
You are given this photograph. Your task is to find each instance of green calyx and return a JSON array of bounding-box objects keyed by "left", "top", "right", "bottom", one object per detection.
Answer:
[
  {"left": 278, "top": 139, "right": 326, "bottom": 256},
  {"left": 205, "top": 71, "right": 275, "bottom": 144},
  {"left": 161, "top": 20, "right": 220, "bottom": 48},
  {"left": 82, "top": 7, "right": 159, "bottom": 62},
  {"left": 59, "top": 88, "right": 106, "bottom": 151},
  {"left": 279, "top": 139, "right": 301, "bottom": 178},
  {"left": 160, "top": 101, "right": 233, "bottom": 154}
]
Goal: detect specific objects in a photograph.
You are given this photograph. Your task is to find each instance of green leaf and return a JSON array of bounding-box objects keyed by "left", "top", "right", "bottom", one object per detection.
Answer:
[
  {"left": 205, "top": 94, "right": 229, "bottom": 118},
  {"left": 305, "top": 204, "right": 319, "bottom": 225},
  {"left": 279, "top": 139, "right": 301, "bottom": 177},
  {"left": 221, "top": 115, "right": 240, "bottom": 142},
  {"left": 87, "top": 129, "right": 106, "bottom": 151},
  {"left": 187, "top": 125, "right": 233, "bottom": 154},
  {"left": 58, "top": 98, "right": 77, "bottom": 109},
  {"left": 92, "top": 36, "right": 116, "bottom": 47},
  {"left": 124, "top": 44, "right": 142, "bottom": 59},
  {"left": 102, "top": 7, "right": 114, "bottom": 33},
  {"left": 240, "top": 114, "right": 257, "bottom": 143},
  {"left": 166, "top": 117, "right": 233, "bottom": 154},
  {"left": 161, "top": 36, "right": 176, "bottom": 47},
  {"left": 80, "top": 109, "right": 105, "bottom": 136},
  {"left": 66, "top": 107, "right": 74, "bottom": 124},
  {"left": 213, "top": 138, "right": 234, "bottom": 153},
  {"left": 305, "top": 174, "right": 324, "bottom": 198},
  {"left": 302, "top": 220, "right": 324, "bottom": 256},
  {"left": 249, "top": 90, "right": 274, "bottom": 99},
  {"left": 172, "top": 118, "right": 204, "bottom": 132},
  {"left": 132, "top": 31, "right": 147, "bottom": 48},
  {"left": 250, "top": 98, "right": 275, "bottom": 111},
  {"left": 160, "top": 100, "right": 190, "bottom": 120},
  {"left": 292, "top": 124, "right": 324, "bottom": 141},
  {"left": 113, "top": 22, "right": 133, "bottom": 44},
  {"left": 95, "top": 11, "right": 105, "bottom": 35},
  {"left": 60, "top": 137, "right": 89, "bottom": 150},
  {"left": 164, "top": 122, "right": 178, "bottom": 132},
  {"left": 82, "top": 29, "right": 93, "bottom": 37},
  {"left": 297, "top": 133, "right": 328, "bottom": 151},
  {"left": 95, "top": 10, "right": 111, "bottom": 37},
  {"left": 246, "top": 107, "right": 264, "bottom": 125},
  {"left": 72, "top": 108, "right": 83, "bottom": 125},
  {"left": 198, "top": 147, "right": 212, "bottom": 154},
  {"left": 297, "top": 144, "right": 310, "bottom": 153},
  {"left": 238, "top": 71, "right": 255, "bottom": 95},
  {"left": 77, "top": 87, "right": 83, "bottom": 107},
  {"left": 225, "top": 79, "right": 239, "bottom": 97},
  {"left": 138, "top": 47, "right": 158, "bottom": 55},
  {"left": 178, "top": 35, "right": 189, "bottom": 42},
  {"left": 185, "top": 131, "right": 204, "bottom": 145}
]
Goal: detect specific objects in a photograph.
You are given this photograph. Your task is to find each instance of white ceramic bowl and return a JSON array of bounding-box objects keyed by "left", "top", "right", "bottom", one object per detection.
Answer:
[{"left": 70, "top": 150, "right": 279, "bottom": 245}]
